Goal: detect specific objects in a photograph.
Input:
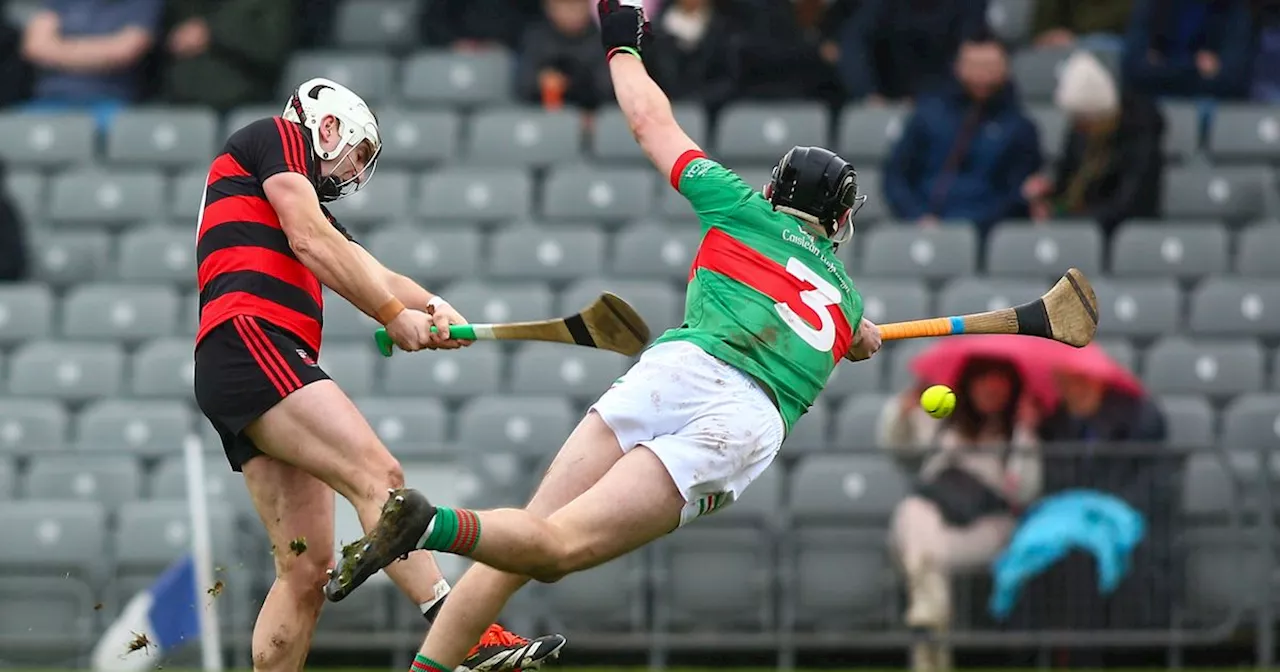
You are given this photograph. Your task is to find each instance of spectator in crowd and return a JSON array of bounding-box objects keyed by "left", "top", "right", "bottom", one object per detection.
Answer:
[
  {"left": 732, "top": 0, "right": 855, "bottom": 105},
  {"left": 843, "top": 0, "right": 988, "bottom": 102},
  {"left": 517, "top": 0, "right": 613, "bottom": 110},
  {"left": 159, "top": 0, "right": 293, "bottom": 111},
  {"left": 879, "top": 358, "right": 1042, "bottom": 672},
  {"left": 0, "top": 162, "right": 27, "bottom": 282},
  {"left": 883, "top": 29, "right": 1042, "bottom": 239},
  {"left": 19, "top": 0, "right": 163, "bottom": 129},
  {"left": 1031, "top": 0, "right": 1133, "bottom": 52},
  {"left": 421, "top": 0, "right": 541, "bottom": 51},
  {"left": 646, "top": 0, "right": 741, "bottom": 110},
  {"left": 1121, "top": 0, "right": 1254, "bottom": 100},
  {"left": 1023, "top": 51, "right": 1163, "bottom": 236},
  {"left": 1249, "top": 0, "right": 1280, "bottom": 101},
  {"left": 0, "top": 12, "right": 34, "bottom": 107}
]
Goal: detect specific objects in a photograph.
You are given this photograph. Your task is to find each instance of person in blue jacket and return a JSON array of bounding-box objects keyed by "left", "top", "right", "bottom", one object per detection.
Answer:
[
  {"left": 882, "top": 27, "right": 1042, "bottom": 239},
  {"left": 1121, "top": 0, "right": 1254, "bottom": 100}
]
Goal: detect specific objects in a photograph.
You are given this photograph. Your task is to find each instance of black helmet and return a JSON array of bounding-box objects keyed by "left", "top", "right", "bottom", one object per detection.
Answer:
[{"left": 766, "top": 146, "right": 866, "bottom": 245}]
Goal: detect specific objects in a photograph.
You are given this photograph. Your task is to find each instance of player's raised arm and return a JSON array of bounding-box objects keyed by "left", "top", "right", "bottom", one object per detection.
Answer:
[{"left": 598, "top": 0, "right": 700, "bottom": 183}]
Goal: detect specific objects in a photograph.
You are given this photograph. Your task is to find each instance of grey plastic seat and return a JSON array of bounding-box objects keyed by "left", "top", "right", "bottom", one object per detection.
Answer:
[
  {"left": 419, "top": 168, "right": 532, "bottom": 221},
  {"left": 714, "top": 103, "right": 830, "bottom": 163},
  {"left": 0, "top": 501, "right": 106, "bottom": 575},
  {"left": 0, "top": 576, "right": 97, "bottom": 661},
  {"left": 1237, "top": 223, "right": 1280, "bottom": 277},
  {"left": 1096, "top": 337, "right": 1137, "bottom": 374},
  {"left": 1091, "top": 278, "right": 1182, "bottom": 338},
  {"left": 0, "top": 458, "right": 12, "bottom": 499},
  {"left": 510, "top": 343, "right": 631, "bottom": 398},
  {"left": 656, "top": 527, "right": 774, "bottom": 631},
  {"left": 1143, "top": 337, "right": 1265, "bottom": 397},
  {"left": 8, "top": 342, "right": 124, "bottom": 401},
  {"left": 376, "top": 109, "right": 461, "bottom": 166},
  {"left": 848, "top": 279, "right": 929, "bottom": 327},
  {"left": 791, "top": 453, "right": 909, "bottom": 522},
  {"left": 860, "top": 226, "right": 977, "bottom": 279},
  {"left": 324, "top": 169, "right": 411, "bottom": 225},
  {"left": 1011, "top": 46, "right": 1119, "bottom": 102},
  {"left": 469, "top": 108, "right": 582, "bottom": 166},
  {"left": 75, "top": 400, "right": 192, "bottom": 455},
  {"left": 0, "top": 112, "right": 94, "bottom": 166},
  {"left": 593, "top": 105, "right": 708, "bottom": 161},
  {"left": 938, "top": 278, "right": 1048, "bottom": 317},
  {"left": 170, "top": 167, "right": 208, "bottom": 220},
  {"left": 107, "top": 108, "right": 219, "bottom": 166},
  {"left": 1183, "top": 527, "right": 1265, "bottom": 622},
  {"left": 321, "top": 288, "right": 379, "bottom": 339},
  {"left": 785, "top": 525, "right": 895, "bottom": 631},
  {"left": 542, "top": 166, "right": 656, "bottom": 221},
  {"left": 831, "top": 395, "right": 894, "bottom": 450},
  {"left": 313, "top": 342, "right": 374, "bottom": 396},
  {"left": 381, "top": 348, "right": 502, "bottom": 398},
  {"left": 853, "top": 168, "right": 889, "bottom": 223},
  {"left": 131, "top": 338, "right": 195, "bottom": 399},
  {"left": 115, "top": 501, "right": 235, "bottom": 569},
  {"left": 62, "top": 284, "right": 180, "bottom": 342},
  {"left": 986, "top": 223, "right": 1104, "bottom": 278},
  {"left": 117, "top": 226, "right": 195, "bottom": 284},
  {"left": 401, "top": 49, "right": 514, "bottom": 105},
  {"left": 439, "top": 281, "right": 554, "bottom": 324},
  {"left": 1160, "top": 102, "right": 1201, "bottom": 159},
  {"left": 25, "top": 455, "right": 141, "bottom": 508},
  {"left": 490, "top": 223, "right": 606, "bottom": 280},
  {"left": 821, "top": 353, "right": 886, "bottom": 400},
  {"left": 334, "top": 0, "right": 418, "bottom": 49},
  {"left": 352, "top": 398, "right": 450, "bottom": 456},
  {"left": 612, "top": 221, "right": 701, "bottom": 280},
  {"left": 0, "top": 400, "right": 67, "bottom": 452},
  {"left": 0, "top": 283, "right": 53, "bottom": 345},
  {"left": 783, "top": 401, "right": 830, "bottom": 452},
  {"left": 1189, "top": 278, "right": 1280, "bottom": 337},
  {"left": 1158, "top": 395, "right": 1215, "bottom": 449},
  {"left": 886, "top": 341, "right": 934, "bottom": 391},
  {"left": 986, "top": 0, "right": 1034, "bottom": 44},
  {"left": 559, "top": 277, "right": 683, "bottom": 334},
  {"left": 1110, "top": 221, "right": 1229, "bottom": 279},
  {"left": 1162, "top": 166, "right": 1269, "bottom": 221},
  {"left": 1220, "top": 394, "right": 1280, "bottom": 452},
  {"left": 280, "top": 51, "right": 395, "bottom": 102},
  {"left": 456, "top": 395, "right": 576, "bottom": 455},
  {"left": 48, "top": 169, "right": 165, "bottom": 225},
  {"left": 1027, "top": 106, "right": 1067, "bottom": 161},
  {"left": 6, "top": 170, "right": 44, "bottom": 222},
  {"left": 150, "top": 454, "right": 254, "bottom": 514},
  {"left": 1208, "top": 105, "right": 1280, "bottom": 162},
  {"left": 220, "top": 104, "right": 278, "bottom": 141},
  {"left": 367, "top": 227, "right": 481, "bottom": 282},
  {"left": 545, "top": 552, "right": 647, "bottom": 632},
  {"left": 837, "top": 104, "right": 910, "bottom": 164},
  {"left": 1180, "top": 453, "right": 1234, "bottom": 518}
]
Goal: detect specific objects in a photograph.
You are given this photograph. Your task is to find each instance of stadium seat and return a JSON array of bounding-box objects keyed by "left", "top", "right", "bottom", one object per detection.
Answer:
[
  {"left": 559, "top": 277, "right": 683, "bottom": 333},
  {"left": 544, "top": 551, "right": 648, "bottom": 632},
  {"left": 1091, "top": 278, "right": 1182, "bottom": 338},
  {"left": 0, "top": 458, "right": 12, "bottom": 499},
  {"left": 0, "top": 283, "right": 53, "bottom": 345},
  {"left": 375, "top": 108, "right": 461, "bottom": 166},
  {"left": 280, "top": 51, "right": 396, "bottom": 103},
  {"left": 691, "top": 463, "right": 784, "bottom": 528},
  {"left": 1180, "top": 453, "right": 1235, "bottom": 518},
  {"left": 0, "top": 112, "right": 95, "bottom": 167},
  {"left": 1183, "top": 527, "right": 1265, "bottom": 624},
  {"left": 321, "top": 287, "right": 379, "bottom": 339},
  {"left": 654, "top": 527, "right": 776, "bottom": 632},
  {"left": 713, "top": 103, "right": 830, "bottom": 163},
  {"left": 821, "top": 351, "right": 886, "bottom": 398},
  {"left": 0, "top": 500, "right": 106, "bottom": 577},
  {"left": 0, "top": 400, "right": 67, "bottom": 452},
  {"left": 368, "top": 227, "right": 483, "bottom": 281},
  {"left": 1096, "top": 337, "right": 1138, "bottom": 374},
  {"left": 1236, "top": 222, "right": 1280, "bottom": 277},
  {"left": 1161, "top": 102, "right": 1202, "bottom": 160},
  {"left": 783, "top": 400, "right": 830, "bottom": 452},
  {"left": 48, "top": 169, "right": 165, "bottom": 226},
  {"left": 593, "top": 105, "right": 708, "bottom": 162},
  {"left": 182, "top": 289, "right": 199, "bottom": 336},
  {"left": 62, "top": 284, "right": 181, "bottom": 342},
  {"left": 1142, "top": 337, "right": 1265, "bottom": 397},
  {"left": 418, "top": 168, "right": 533, "bottom": 221},
  {"left": 542, "top": 166, "right": 656, "bottom": 221},
  {"left": 150, "top": 454, "right": 255, "bottom": 515},
  {"left": 836, "top": 104, "right": 910, "bottom": 164},
  {"left": 380, "top": 347, "right": 502, "bottom": 398},
  {"left": 853, "top": 168, "right": 889, "bottom": 223},
  {"left": 6, "top": 170, "right": 45, "bottom": 222},
  {"left": 316, "top": 342, "right": 376, "bottom": 396},
  {"left": 832, "top": 395, "right": 894, "bottom": 450},
  {"left": 1026, "top": 105, "right": 1067, "bottom": 161},
  {"left": 1208, "top": 104, "right": 1280, "bottom": 163},
  {"left": 489, "top": 223, "right": 606, "bottom": 280},
  {"left": 937, "top": 277, "right": 1049, "bottom": 316},
  {"left": 25, "top": 455, "right": 140, "bottom": 508},
  {"left": 170, "top": 167, "right": 207, "bottom": 220},
  {"left": 7, "top": 342, "right": 124, "bottom": 402},
  {"left": 334, "top": 0, "right": 418, "bottom": 49},
  {"left": 1188, "top": 278, "right": 1280, "bottom": 337},
  {"left": 510, "top": 343, "right": 630, "bottom": 398},
  {"left": 468, "top": 108, "right": 582, "bottom": 166},
  {"left": 114, "top": 500, "right": 235, "bottom": 569},
  {"left": 74, "top": 400, "right": 192, "bottom": 455},
  {"left": 401, "top": 49, "right": 514, "bottom": 106},
  {"left": 1109, "top": 221, "right": 1229, "bottom": 279},
  {"left": 986, "top": 0, "right": 1034, "bottom": 45},
  {"left": 885, "top": 340, "right": 934, "bottom": 391},
  {"left": 1162, "top": 166, "right": 1270, "bottom": 221},
  {"left": 438, "top": 280, "right": 554, "bottom": 324},
  {"left": 985, "top": 222, "right": 1104, "bottom": 278},
  {"left": 117, "top": 226, "right": 195, "bottom": 285},
  {"left": 107, "top": 108, "right": 219, "bottom": 166},
  {"left": 860, "top": 226, "right": 978, "bottom": 279},
  {"left": 325, "top": 169, "right": 412, "bottom": 225},
  {"left": 611, "top": 221, "right": 701, "bottom": 280},
  {"left": 1220, "top": 394, "right": 1280, "bottom": 452},
  {"left": 455, "top": 395, "right": 576, "bottom": 456},
  {"left": 220, "top": 104, "right": 278, "bottom": 141},
  {"left": 1011, "top": 46, "right": 1120, "bottom": 102}
]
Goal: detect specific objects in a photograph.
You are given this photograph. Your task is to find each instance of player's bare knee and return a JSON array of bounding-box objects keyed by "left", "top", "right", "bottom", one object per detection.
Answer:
[
  {"left": 529, "top": 529, "right": 591, "bottom": 583},
  {"left": 275, "top": 543, "right": 335, "bottom": 594}
]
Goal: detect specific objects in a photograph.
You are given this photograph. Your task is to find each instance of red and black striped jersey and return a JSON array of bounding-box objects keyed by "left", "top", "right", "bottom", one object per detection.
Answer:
[{"left": 195, "top": 116, "right": 356, "bottom": 355}]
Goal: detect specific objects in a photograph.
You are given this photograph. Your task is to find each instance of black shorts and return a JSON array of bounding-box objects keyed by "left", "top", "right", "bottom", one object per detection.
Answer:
[{"left": 194, "top": 315, "right": 330, "bottom": 472}]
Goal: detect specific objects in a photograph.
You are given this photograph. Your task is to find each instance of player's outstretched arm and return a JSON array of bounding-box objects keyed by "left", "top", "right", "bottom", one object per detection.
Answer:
[{"left": 599, "top": 0, "right": 700, "bottom": 181}]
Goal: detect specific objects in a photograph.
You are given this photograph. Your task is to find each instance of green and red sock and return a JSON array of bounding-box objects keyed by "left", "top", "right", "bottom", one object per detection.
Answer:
[
  {"left": 410, "top": 653, "right": 450, "bottom": 672},
  {"left": 417, "top": 507, "right": 481, "bottom": 554}
]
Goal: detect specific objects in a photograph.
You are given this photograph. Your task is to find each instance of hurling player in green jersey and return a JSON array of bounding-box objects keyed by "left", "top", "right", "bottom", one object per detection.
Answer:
[{"left": 322, "top": 4, "right": 883, "bottom": 669}]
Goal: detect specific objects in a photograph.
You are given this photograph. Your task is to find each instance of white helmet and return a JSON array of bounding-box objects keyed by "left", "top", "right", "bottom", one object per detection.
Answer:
[{"left": 281, "top": 77, "right": 381, "bottom": 202}]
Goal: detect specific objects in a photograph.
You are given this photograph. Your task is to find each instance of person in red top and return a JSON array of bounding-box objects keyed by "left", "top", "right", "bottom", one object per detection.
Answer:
[{"left": 193, "top": 78, "right": 566, "bottom": 672}]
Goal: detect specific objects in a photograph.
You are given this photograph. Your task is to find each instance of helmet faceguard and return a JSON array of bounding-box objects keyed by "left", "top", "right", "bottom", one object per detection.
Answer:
[
  {"left": 281, "top": 78, "right": 382, "bottom": 202},
  {"left": 767, "top": 146, "right": 867, "bottom": 246}
]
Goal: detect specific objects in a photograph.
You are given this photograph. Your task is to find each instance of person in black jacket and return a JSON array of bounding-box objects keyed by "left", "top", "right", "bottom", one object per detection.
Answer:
[
  {"left": 420, "top": 0, "right": 541, "bottom": 51},
  {"left": 646, "top": 0, "right": 742, "bottom": 110}
]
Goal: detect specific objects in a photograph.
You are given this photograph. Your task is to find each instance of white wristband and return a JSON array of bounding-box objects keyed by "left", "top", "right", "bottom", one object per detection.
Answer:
[{"left": 426, "top": 295, "right": 448, "bottom": 311}]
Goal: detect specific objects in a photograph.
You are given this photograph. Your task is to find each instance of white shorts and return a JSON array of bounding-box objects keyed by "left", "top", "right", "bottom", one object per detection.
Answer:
[{"left": 590, "top": 341, "right": 786, "bottom": 527}]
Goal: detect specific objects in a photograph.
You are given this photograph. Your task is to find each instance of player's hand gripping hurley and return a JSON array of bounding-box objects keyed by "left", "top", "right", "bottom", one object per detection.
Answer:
[{"left": 374, "top": 292, "right": 652, "bottom": 357}]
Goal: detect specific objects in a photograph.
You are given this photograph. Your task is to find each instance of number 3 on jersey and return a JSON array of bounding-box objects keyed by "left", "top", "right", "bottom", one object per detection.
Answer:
[{"left": 774, "top": 257, "right": 843, "bottom": 353}]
